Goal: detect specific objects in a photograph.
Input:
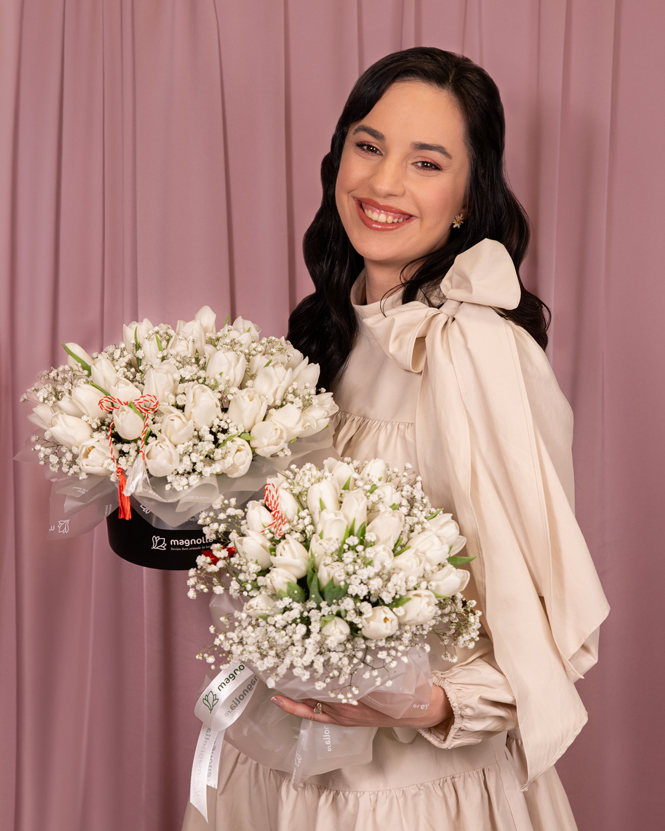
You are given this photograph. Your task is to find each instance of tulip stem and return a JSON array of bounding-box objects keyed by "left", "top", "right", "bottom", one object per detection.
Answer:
[{"left": 62, "top": 343, "right": 91, "bottom": 374}]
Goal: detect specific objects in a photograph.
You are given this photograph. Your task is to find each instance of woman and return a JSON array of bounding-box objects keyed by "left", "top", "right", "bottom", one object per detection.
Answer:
[{"left": 183, "top": 47, "right": 608, "bottom": 831}]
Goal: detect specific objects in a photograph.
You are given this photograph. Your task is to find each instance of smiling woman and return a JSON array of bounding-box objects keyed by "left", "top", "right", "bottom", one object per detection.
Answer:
[{"left": 182, "top": 47, "right": 608, "bottom": 831}]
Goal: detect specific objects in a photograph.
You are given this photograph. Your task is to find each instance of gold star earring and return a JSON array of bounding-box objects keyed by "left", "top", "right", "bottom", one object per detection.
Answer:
[{"left": 452, "top": 213, "right": 465, "bottom": 229}]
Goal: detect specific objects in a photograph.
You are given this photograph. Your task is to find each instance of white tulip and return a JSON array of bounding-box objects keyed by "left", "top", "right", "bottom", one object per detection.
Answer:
[
  {"left": 49, "top": 413, "right": 93, "bottom": 451},
  {"left": 195, "top": 305, "right": 217, "bottom": 335},
  {"left": 54, "top": 396, "right": 84, "bottom": 417},
  {"left": 220, "top": 437, "right": 253, "bottom": 478},
  {"left": 174, "top": 318, "right": 206, "bottom": 355},
  {"left": 231, "top": 316, "right": 261, "bottom": 341},
  {"left": 391, "top": 550, "right": 425, "bottom": 578},
  {"left": 77, "top": 436, "right": 113, "bottom": 476},
  {"left": 374, "top": 483, "right": 400, "bottom": 510},
  {"left": 143, "top": 363, "right": 178, "bottom": 402},
  {"left": 145, "top": 435, "right": 179, "bottom": 477},
  {"left": 90, "top": 356, "right": 119, "bottom": 392},
  {"left": 324, "top": 459, "right": 356, "bottom": 490},
  {"left": 276, "top": 486, "right": 299, "bottom": 522},
  {"left": 113, "top": 406, "right": 145, "bottom": 440},
  {"left": 226, "top": 388, "right": 268, "bottom": 432},
  {"left": 71, "top": 384, "right": 105, "bottom": 418},
  {"left": 245, "top": 500, "right": 274, "bottom": 533},
  {"left": 429, "top": 564, "right": 470, "bottom": 597},
  {"left": 341, "top": 490, "right": 368, "bottom": 530},
  {"left": 316, "top": 509, "right": 348, "bottom": 544},
  {"left": 317, "top": 560, "right": 347, "bottom": 587},
  {"left": 248, "top": 354, "right": 270, "bottom": 376},
  {"left": 368, "top": 544, "right": 394, "bottom": 569},
  {"left": 361, "top": 606, "right": 399, "bottom": 640},
  {"left": 310, "top": 535, "right": 332, "bottom": 566},
  {"left": 252, "top": 364, "right": 293, "bottom": 404},
  {"left": 123, "top": 318, "right": 154, "bottom": 353},
  {"left": 307, "top": 479, "right": 340, "bottom": 523},
  {"left": 109, "top": 378, "right": 142, "bottom": 402},
  {"left": 367, "top": 510, "right": 404, "bottom": 550},
  {"left": 141, "top": 333, "right": 163, "bottom": 362},
  {"left": 160, "top": 411, "right": 195, "bottom": 445},
  {"left": 285, "top": 348, "right": 304, "bottom": 369},
  {"left": 449, "top": 535, "right": 468, "bottom": 556},
  {"left": 271, "top": 535, "right": 310, "bottom": 579},
  {"left": 206, "top": 350, "right": 246, "bottom": 388},
  {"left": 244, "top": 593, "right": 277, "bottom": 618},
  {"left": 235, "top": 530, "right": 272, "bottom": 569},
  {"left": 250, "top": 420, "right": 288, "bottom": 457},
  {"left": 63, "top": 342, "right": 94, "bottom": 371},
  {"left": 291, "top": 358, "right": 320, "bottom": 391},
  {"left": 360, "top": 458, "right": 388, "bottom": 483},
  {"left": 185, "top": 384, "right": 220, "bottom": 429},
  {"left": 321, "top": 617, "right": 350, "bottom": 642},
  {"left": 429, "top": 514, "right": 461, "bottom": 549},
  {"left": 265, "top": 403, "right": 305, "bottom": 441},
  {"left": 396, "top": 590, "right": 437, "bottom": 625},
  {"left": 310, "top": 391, "right": 338, "bottom": 416},
  {"left": 299, "top": 405, "right": 332, "bottom": 438},
  {"left": 263, "top": 566, "right": 299, "bottom": 595},
  {"left": 27, "top": 404, "right": 56, "bottom": 430},
  {"left": 407, "top": 530, "right": 448, "bottom": 568}
]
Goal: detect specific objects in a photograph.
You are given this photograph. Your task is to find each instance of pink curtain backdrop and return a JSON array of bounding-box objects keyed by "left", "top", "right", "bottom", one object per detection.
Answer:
[{"left": 2, "top": 1, "right": 663, "bottom": 829}]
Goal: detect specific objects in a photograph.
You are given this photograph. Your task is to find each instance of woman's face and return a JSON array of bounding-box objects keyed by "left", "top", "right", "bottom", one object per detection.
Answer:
[{"left": 335, "top": 81, "right": 470, "bottom": 274}]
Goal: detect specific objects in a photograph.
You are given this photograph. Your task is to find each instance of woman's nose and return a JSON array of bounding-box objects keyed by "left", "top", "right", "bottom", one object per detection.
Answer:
[{"left": 368, "top": 156, "right": 405, "bottom": 198}]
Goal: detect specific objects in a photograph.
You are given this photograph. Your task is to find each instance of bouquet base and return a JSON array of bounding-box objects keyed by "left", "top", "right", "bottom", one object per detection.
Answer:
[{"left": 106, "top": 506, "right": 210, "bottom": 570}]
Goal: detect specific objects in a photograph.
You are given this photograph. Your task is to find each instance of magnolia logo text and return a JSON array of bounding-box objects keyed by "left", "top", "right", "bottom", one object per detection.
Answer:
[
  {"left": 223, "top": 675, "right": 258, "bottom": 718},
  {"left": 217, "top": 665, "right": 246, "bottom": 692}
]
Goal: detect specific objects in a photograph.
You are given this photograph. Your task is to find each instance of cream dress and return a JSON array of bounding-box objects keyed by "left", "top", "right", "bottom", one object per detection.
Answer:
[{"left": 182, "top": 240, "right": 609, "bottom": 831}]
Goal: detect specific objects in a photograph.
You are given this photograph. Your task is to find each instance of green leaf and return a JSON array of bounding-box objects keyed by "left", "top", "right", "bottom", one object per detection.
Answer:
[
  {"left": 357, "top": 521, "right": 366, "bottom": 543},
  {"left": 286, "top": 582, "right": 306, "bottom": 603},
  {"left": 62, "top": 343, "right": 91, "bottom": 374},
  {"left": 390, "top": 595, "right": 412, "bottom": 608},
  {"left": 133, "top": 326, "right": 142, "bottom": 368},
  {"left": 447, "top": 555, "right": 476, "bottom": 567},
  {"left": 155, "top": 333, "right": 164, "bottom": 351},
  {"left": 368, "top": 484, "right": 378, "bottom": 494},
  {"left": 322, "top": 578, "right": 347, "bottom": 605},
  {"left": 239, "top": 432, "right": 252, "bottom": 441},
  {"left": 342, "top": 476, "right": 352, "bottom": 491},
  {"left": 426, "top": 509, "right": 442, "bottom": 521},
  {"left": 393, "top": 544, "right": 411, "bottom": 556},
  {"left": 225, "top": 314, "right": 230, "bottom": 326},
  {"left": 307, "top": 556, "right": 323, "bottom": 605}
]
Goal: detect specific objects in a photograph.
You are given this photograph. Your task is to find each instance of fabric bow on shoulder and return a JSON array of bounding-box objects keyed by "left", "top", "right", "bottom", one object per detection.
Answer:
[{"left": 364, "top": 239, "right": 609, "bottom": 788}]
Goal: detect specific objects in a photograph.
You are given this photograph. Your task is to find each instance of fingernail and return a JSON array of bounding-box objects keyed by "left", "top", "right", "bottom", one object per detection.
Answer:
[{"left": 271, "top": 696, "right": 281, "bottom": 704}]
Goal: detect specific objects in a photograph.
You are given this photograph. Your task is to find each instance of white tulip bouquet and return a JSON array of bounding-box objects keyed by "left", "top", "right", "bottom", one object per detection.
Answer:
[
  {"left": 186, "top": 457, "right": 481, "bottom": 791},
  {"left": 190, "top": 457, "right": 480, "bottom": 697},
  {"left": 20, "top": 306, "right": 337, "bottom": 534}
]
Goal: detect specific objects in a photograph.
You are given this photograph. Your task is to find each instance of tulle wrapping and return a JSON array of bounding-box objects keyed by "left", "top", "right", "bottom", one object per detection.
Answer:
[
  {"left": 15, "top": 427, "right": 335, "bottom": 537},
  {"left": 208, "top": 593, "right": 433, "bottom": 785}
]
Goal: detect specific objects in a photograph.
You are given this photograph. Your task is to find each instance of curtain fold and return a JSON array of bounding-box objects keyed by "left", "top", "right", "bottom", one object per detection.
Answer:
[{"left": 2, "top": 2, "right": 663, "bottom": 830}]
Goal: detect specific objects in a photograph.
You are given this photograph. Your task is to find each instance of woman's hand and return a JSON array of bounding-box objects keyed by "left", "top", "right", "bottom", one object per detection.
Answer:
[{"left": 271, "top": 683, "right": 452, "bottom": 731}]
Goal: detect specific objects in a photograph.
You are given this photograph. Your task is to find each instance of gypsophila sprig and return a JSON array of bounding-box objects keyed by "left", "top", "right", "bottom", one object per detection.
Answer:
[
  {"left": 189, "top": 457, "right": 481, "bottom": 701},
  {"left": 21, "top": 307, "right": 337, "bottom": 491}
]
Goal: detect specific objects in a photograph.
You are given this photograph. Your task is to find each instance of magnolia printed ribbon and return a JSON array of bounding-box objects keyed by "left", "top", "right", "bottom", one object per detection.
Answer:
[
  {"left": 263, "top": 482, "right": 287, "bottom": 536},
  {"left": 98, "top": 393, "right": 159, "bottom": 520},
  {"left": 190, "top": 662, "right": 259, "bottom": 820}
]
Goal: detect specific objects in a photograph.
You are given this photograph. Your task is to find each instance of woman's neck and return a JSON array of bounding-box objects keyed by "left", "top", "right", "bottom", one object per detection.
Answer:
[{"left": 363, "top": 261, "right": 408, "bottom": 305}]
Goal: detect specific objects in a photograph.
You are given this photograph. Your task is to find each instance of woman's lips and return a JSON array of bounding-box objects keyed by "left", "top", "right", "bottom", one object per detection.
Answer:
[{"left": 353, "top": 198, "right": 416, "bottom": 231}]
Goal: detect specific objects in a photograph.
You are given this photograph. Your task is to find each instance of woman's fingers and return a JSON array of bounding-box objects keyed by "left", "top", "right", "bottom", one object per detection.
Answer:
[{"left": 271, "top": 695, "right": 337, "bottom": 724}]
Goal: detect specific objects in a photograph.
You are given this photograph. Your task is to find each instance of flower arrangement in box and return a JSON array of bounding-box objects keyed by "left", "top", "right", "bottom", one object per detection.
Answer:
[
  {"left": 187, "top": 457, "right": 480, "bottom": 792},
  {"left": 18, "top": 306, "right": 336, "bottom": 564}
]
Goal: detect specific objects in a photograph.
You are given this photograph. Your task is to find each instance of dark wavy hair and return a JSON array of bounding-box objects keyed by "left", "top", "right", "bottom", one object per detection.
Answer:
[{"left": 287, "top": 47, "right": 550, "bottom": 389}]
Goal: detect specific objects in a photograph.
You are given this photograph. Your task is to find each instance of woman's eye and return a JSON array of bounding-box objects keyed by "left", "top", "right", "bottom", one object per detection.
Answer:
[
  {"left": 356, "top": 142, "right": 381, "bottom": 154},
  {"left": 415, "top": 160, "right": 441, "bottom": 171}
]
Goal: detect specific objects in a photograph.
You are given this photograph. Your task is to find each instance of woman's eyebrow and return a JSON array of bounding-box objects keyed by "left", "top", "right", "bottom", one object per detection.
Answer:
[
  {"left": 352, "top": 124, "right": 384, "bottom": 141},
  {"left": 411, "top": 141, "right": 452, "bottom": 160}
]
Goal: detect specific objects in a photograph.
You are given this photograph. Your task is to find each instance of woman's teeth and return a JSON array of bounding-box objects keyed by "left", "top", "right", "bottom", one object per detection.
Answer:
[{"left": 362, "top": 204, "right": 410, "bottom": 224}]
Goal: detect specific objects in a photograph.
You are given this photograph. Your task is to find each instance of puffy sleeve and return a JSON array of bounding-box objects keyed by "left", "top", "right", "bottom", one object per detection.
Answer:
[
  {"left": 419, "top": 634, "right": 517, "bottom": 749},
  {"left": 364, "top": 239, "right": 609, "bottom": 786}
]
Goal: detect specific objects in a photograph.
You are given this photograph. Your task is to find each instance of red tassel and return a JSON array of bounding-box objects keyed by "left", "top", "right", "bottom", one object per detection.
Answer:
[{"left": 117, "top": 469, "right": 132, "bottom": 520}]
